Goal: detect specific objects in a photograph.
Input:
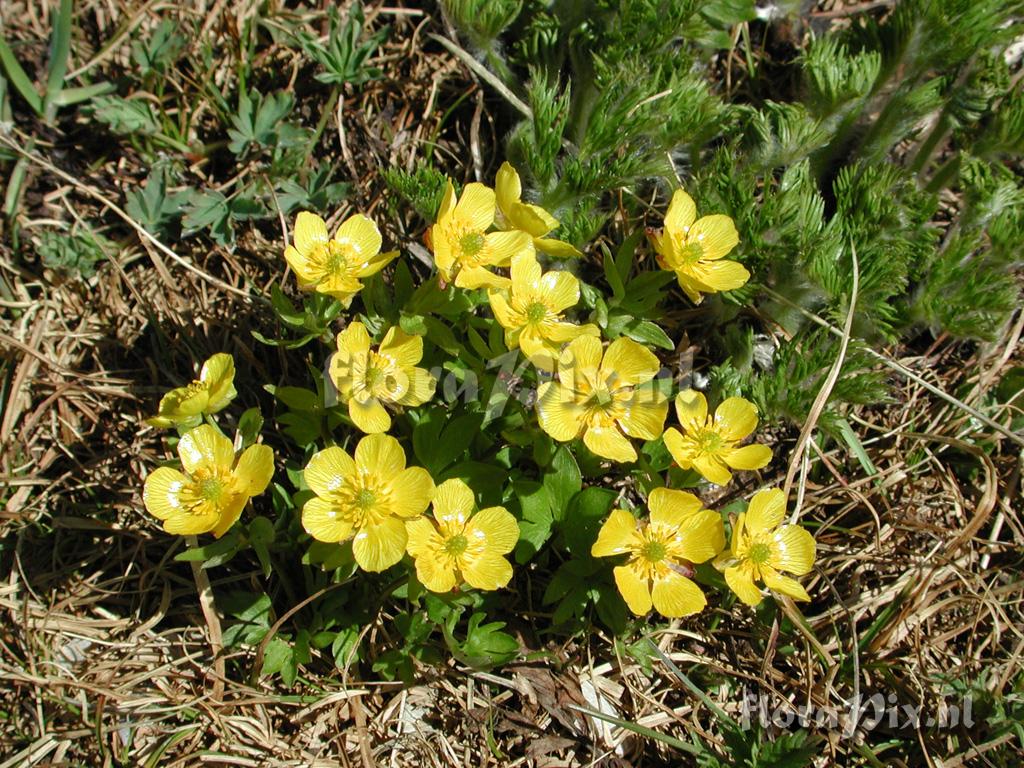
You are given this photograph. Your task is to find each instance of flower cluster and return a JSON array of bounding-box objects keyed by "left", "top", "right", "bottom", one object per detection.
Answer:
[{"left": 140, "top": 162, "right": 816, "bottom": 620}]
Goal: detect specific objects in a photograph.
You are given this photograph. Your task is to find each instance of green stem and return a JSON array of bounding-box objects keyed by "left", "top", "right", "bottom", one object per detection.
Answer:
[
  {"left": 305, "top": 86, "right": 341, "bottom": 164},
  {"left": 924, "top": 153, "right": 961, "bottom": 194}
]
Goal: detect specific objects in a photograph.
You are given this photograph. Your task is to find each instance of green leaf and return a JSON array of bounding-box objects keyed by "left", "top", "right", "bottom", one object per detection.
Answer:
[
  {"left": 43, "top": 0, "right": 73, "bottom": 121},
  {"left": 623, "top": 319, "right": 674, "bottom": 350},
  {"left": 267, "top": 385, "right": 321, "bottom": 411},
  {"left": 543, "top": 446, "right": 581, "bottom": 522},
  {"left": 602, "top": 244, "right": 626, "bottom": 300},
  {"left": 0, "top": 38, "right": 42, "bottom": 115},
  {"left": 560, "top": 487, "right": 617, "bottom": 556},
  {"left": 513, "top": 480, "right": 552, "bottom": 564},
  {"left": 237, "top": 407, "right": 264, "bottom": 448},
  {"left": 125, "top": 171, "right": 187, "bottom": 238},
  {"left": 90, "top": 96, "right": 161, "bottom": 135},
  {"left": 448, "top": 611, "right": 519, "bottom": 668}
]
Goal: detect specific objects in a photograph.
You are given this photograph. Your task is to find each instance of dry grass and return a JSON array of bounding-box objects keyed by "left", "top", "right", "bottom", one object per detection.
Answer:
[{"left": 2, "top": 0, "right": 1023, "bottom": 765}]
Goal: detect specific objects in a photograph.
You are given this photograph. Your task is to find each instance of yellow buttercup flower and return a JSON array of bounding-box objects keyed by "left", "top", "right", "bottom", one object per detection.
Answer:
[
  {"left": 715, "top": 488, "right": 816, "bottom": 606},
  {"left": 592, "top": 488, "right": 725, "bottom": 617},
  {"left": 285, "top": 211, "right": 397, "bottom": 305},
  {"left": 536, "top": 336, "right": 668, "bottom": 463},
  {"left": 495, "top": 162, "right": 581, "bottom": 258},
  {"left": 663, "top": 390, "right": 772, "bottom": 486},
  {"left": 649, "top": 189, "right": 749, "bottom": 304},
  {"left": 488, "top": 251, "right": 599, "bottom": 370},
  {"left": 301, "top": 434, "right": 434, "bottom": 572},
  {"left": 148, "top": 353, "right": 236, "bottom": 429},
  {"left": 329, "top": 322, "right": 436, "bottom": 434},
  {"left": 429, "top": 180, "right": 532, "bottom": 289},
  {"left": 143, "top": 424, "right": 273, "bottom": 538},
  {"left": 405, "top": 478, "right": 519, "bottom": 592}
]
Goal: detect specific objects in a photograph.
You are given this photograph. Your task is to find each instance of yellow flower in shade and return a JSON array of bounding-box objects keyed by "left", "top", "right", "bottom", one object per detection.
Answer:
[
  {"left": 663, "top": 390, "right": 772, "bottom": 486},
  {"left": 649, "top": 189, "right": 749, "bottom": 304},
  {"left": 143, "top": 424, "right": 273, "bottom": 538},
  {"left": 488, "top": 251, "right": 599, "bottom": 370},
  {"left": 405, "top": 479, "right": 519, "bottom": 592},
  {"left": 495, "top": 162, "right": 581, "bottom": 258},
  {"left": 536, "top": 336, "right": 668, "bottom": 463},
  {"left": 329, "top": 322, "right": 437, "bottom": 434},
  {"left": 285, "top": 211, "right": 397, "bottom": 305},
  {"left": 715, "top": 488, "right": 816, "bottom": 606},
  {"left": 429, "top": 180, "right": 533, "bottom": 289},
  {"left": 301, "top": 434, "right": 434, "bottom": 572},
  {"left": 592, "top": 488, "right": 725, "bottom": 617},
  {"left": 148, "top": 353, "right": 237, "bottom": 429}
]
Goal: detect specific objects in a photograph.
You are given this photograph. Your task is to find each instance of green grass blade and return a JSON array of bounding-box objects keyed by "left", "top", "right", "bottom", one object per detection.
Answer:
[
  {"left": 0, "top": 37, "right": 42, "bottom": 115},
  {"left": 52, "top": 81, "right": 114, "bottom": 106},
  {"left": 566, "top": 704, "right": 704, "bottom": 755},
  {"left": 44, "top": 0, "right": 74, "bottom": 121}
]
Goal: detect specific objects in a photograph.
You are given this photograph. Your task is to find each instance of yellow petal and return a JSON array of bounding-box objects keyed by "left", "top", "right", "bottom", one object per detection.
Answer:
[
  {"left": 714, "top": 397, "right": 758, "bottom": 441},
  {"left": 210, "top": 496, "right": 247, "bottom": 539},
  {"left": 546, "top": 321, "right": 599, "bottom": 343},
  {"left": 315, "top": 274, "right": 362, "bottom": 302},
  {"left": 462, "top": 551, "right": 513, "bottom": 591},
  {"left": 651, "top": 571, "right": 707, "bottom": 617},
  {"left": 614, "top": 564, "right": 652, "bottom": 616},
  {"left": 304, "top": 446, "right": 356, "bottom": 498},
  {"left": 725, "top": 561, "right": 764, "bottom": 606},
  {"left": 482, "top": 230, "right": 532, "bottom": 267},
  {"left": 489, "top": 289, "right": 522, "bottom": 331},
  {"left": 519, "top": 331, "right": 558, "bottom": 372},
  {"left": 664, "top": 189, "right": 697, "bottom": 234},
  {"left": 177, "top": 424, "right": 234, "bottom": 475},
  {"left": 771, "top": 524, "right": 816, "bottom": 576},
  {"left": 200, "top": 353, "right": 236, "bottom": 412},
  {"left": 617, "top": 387, "right": 669, "bottom": 440},
  {"left": 591, "top": 509, "right": 639, "bottom": 558},
  {"left": 353, "top": 517, "right": 408, "bottom": 572},
  {"left": 162, "top": 505, "right": 220, "bottom": 536},
  {"left": 354, "top": 433, "right": 406, "bottom": 476},
  {"left": 495, "top": 161, "right": 521, "bottom": 220},
  {"left": 647, "top": 488, "right": 703, "bottom": 529},
  {"left": 535, "top": 237, "right": 583, "bottom": 259},
  {"left": 152, "top": 386, "right": 207, "bottom": 427},
  {"left": 730, "top": 513, "right": 745, "bottom": 558},
  {"left": 689, "top": 259, "right": 750, "bottom": 292},
  {"left": 600, "top": 338, "right": 660, "bottom": 387},
  {"left": 510, "top": 251, "right": 542, "bottom": 296},
  {"left": 234, "top": 444, "right": 274, "bottom": 497},
  {"left": 726, "top": 444, "right": 772, "bottom": 471},
  {"left": 293, "top": 211, "right": 329, "bottom": 256},
  {"left": 284, "top": 244, "right": 316, "bottom": 285},
  {"left": 416, "top": 551, "right": 459, "bottom": 592},
  {"left": 405, "top": 516, "right": 440, "bottom": 558},
  {"left": 437, "top": 180, "right": 456, "bottom": 220},
  {"left": 432, "top": 222, "right": 455, "bottom": 275},
  {"left": 536, "top": 382, "right": 584, "bottom": 441},
  {"left": 538, "top": 269, "right": 579, "bottom": 313},
  {"left": 583, "top": 424, "right": 637, "bottom": 463},
  {"left": 348, "top": 396, "right": 391, "bottom": 434},
  {"left": 454, "top": 182, "right": 496, "bottom": 231},
  {"left": 671, "top": 509, "right": 726, "bottom": 564},
  {"left": 688, "top": 214, "right": 738, "bottom": 260},
  {"left": 692, "top": 453, "right": 733, "bottom": 486},
  {"left": 143, "top": 467, "right": 190, "bottom": 521},
  {"left": 675, "top": 271, "right": 708, "bottom": 304},
  {"left": 663, "top": 427, "right": 695, "bottom": 467},
  {"left": 337, "top": 322, "right": 372, "bottom": 356},
  {"left": 387, "top": 467, "right": 435, "bottom": 518},
  {"left": 335, "top": 213, "right": 382, "bottom": 260},
  {"left": 745, "top": 488, "right": 786, "bottom": 535},
  {"left": 466, "top": 506, "right": 519, "bottom": 554},
  {"left": 509, "top": 201, "right": 557, "bottom": 237},
  {"left": 761, "top": 565, "right": 811, "bottom": 602},
  {"left": 356, "top": 248, "right": 398, "bottom": 278},
  {"left": 432, "top": 478, "right": 475, "bottom": 525},
  {"left": 395, "top": 367, "right": 437, "bottom": 407},
  {"left": 454, "top": 265, "right": 511, "bottom": 290},
  {"left": 558, "top": 335, "right": 603, "bottom": 386},
  {"left": 674, "top": 390, "right": 708, "bottom": 432},
  {"left": 379, "top": 326, "right": 423, "bottom": 369},
  {"left": 302, "top": 497, "right": 354, "bottom": 542}
]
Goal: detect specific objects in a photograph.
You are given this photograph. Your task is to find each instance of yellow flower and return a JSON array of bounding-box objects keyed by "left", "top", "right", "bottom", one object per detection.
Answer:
[
  {"left": 405, "top": 478, "right": 519, "bottom": 592},
  {"left": 301, "top": 434, "right": 434, "bottom": 572},
  {"left": 649, "top": 189, "right": 749, "bottom": 304},
  {"left": 285, "top": 211, "right": 397, "bottom": 305},
  {"left": 663, "top": 390, "right": 772, "bottom": 486},
  {"left": 143, "top": 424, "right": 273, "bottom": 538},
  {"left": 536, "top": 336, "right": 668, "bottom": 463},
  {"left": 488, "top": 251, "right": 599, "bottom": 370},
  {"left": 429, "top": 180, "right": 532, "bottom": 289},
  {"left": 495, "top": 162, "right": 581, "bottom": 258},
  {"left": 148, "top": 353, "right": 236, "bottom": 429},
  {"left": 329, "top": 322, "right": 436, "bottom": 434},
  {"left": 592, "top": 488, "right": 725, "bottom": 617},
  {"left": 715, "top": 488, "right": 816, "bottom": 606}
]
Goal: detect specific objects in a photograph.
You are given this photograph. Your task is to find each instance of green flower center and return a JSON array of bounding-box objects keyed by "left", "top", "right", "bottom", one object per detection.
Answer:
[
  {"left": 696, "top": 429, "right": 726, "bottom": 455},
  {"left": 444, "top": 534, "right": 469, "bottom": 556},
  {"left": 525, "top": 301, "right": 548, "bottom": 323},
  {"left": 748, "top": 542, "right": 772, "bottom": 565},
  {"left": 325, "top": 241, "right": 349, "bottom": 273},
  {"left": 460, "top": 232, "right": 485, "bottom": 256},
  {"left": 365, "top": 366, "right": 384, "bottom": 387},
  {"left": 640, "top": 540, "right": 667, "bottom": 563},
  {"left": 678, "top": 241, "right": 704, "bottom": 265},
  {"left": 593, "top": 387, "right": 614, "bottom": 407},
  {"left": 200, "top": 477, "right": 225, "bottom": 503},
  {"left": 355, "top": 489, "right": 376, "bottom": 510}
]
